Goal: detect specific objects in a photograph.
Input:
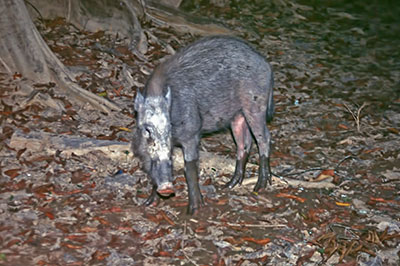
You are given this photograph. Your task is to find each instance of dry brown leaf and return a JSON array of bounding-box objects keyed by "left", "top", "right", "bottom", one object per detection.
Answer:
[
  {"left": 242, "top": 236, "right": 271, "bottom": 245},
  {"left": 276, "top": 192, "right": 306, "bottom": 203},
  {"left": 313, "top": 169, "right": 335, "bottom": 182}
]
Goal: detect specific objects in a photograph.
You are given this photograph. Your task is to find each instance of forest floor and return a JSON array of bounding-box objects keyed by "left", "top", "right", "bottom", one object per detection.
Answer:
[{"left": 1, "top": 0, "right": 400, "bottom": 265}]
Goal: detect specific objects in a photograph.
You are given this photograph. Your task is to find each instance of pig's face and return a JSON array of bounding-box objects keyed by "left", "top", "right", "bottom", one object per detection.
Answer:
[{"left": 134, "top": 89, "right": 173, "bottom": 196}]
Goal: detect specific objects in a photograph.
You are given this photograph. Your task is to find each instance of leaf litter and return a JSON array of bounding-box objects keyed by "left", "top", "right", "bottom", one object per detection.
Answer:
[{"left": 1, "top": 0, "right": 400, "bottom": 265}]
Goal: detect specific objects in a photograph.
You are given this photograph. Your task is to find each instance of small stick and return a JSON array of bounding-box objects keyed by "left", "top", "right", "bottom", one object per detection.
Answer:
[
  {"left": 181, "top": 220, "right": 198, "bottom": 266},
  {"left": 343, "top": 102, "right": 368, "bottom": 133},
  {"left": 206, "top": 220, "right": 287, "bottom": 228}
]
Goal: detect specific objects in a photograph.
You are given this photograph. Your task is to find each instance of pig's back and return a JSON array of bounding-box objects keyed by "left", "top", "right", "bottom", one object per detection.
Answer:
[{"left": 164, "top": 36, "right": 272, "bottom": 132}]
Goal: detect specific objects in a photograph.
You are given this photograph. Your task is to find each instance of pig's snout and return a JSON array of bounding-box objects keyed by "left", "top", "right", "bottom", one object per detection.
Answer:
[
  {"left": 157, "top": 182, "right": 174, "bottom": 196},
  {"left": 151, "top": 159, "right": 173, "bottom": 196}
]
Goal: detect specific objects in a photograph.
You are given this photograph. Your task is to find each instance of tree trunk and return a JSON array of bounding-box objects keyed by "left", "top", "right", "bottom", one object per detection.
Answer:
[
  {"left": 0, "top": 0, "right": 121, "bottom": 113},
  {"left": 0, "top": 0, "right": 232, "bottom": 113}
]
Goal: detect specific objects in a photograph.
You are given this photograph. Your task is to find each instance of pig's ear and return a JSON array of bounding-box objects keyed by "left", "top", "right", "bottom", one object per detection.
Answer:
[
  {"left": 134, "top": 91, "right": 144, "bottom": 111},
  {"left": 165, "top": 86, "right": 171, "bottom": 106}
]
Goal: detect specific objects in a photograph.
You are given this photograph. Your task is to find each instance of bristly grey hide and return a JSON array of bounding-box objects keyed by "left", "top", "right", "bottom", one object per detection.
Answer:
[{"left": 132, "top": 35, "right": 274, "bottom": 214}]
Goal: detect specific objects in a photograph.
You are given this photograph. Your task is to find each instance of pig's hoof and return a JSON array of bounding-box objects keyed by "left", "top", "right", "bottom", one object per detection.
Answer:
[
  {"left": 224, "top": 175, "right": 244, "bottom": 189},
  {"left": 253, "top": 174, "right": 271, "bottom": 192},
  {"left": 188, "top": 206, "right": 200, "bottom": 215},
  {"left": 143, "top": 185, "right": 159, "bottom": 206},
  {"left": 253, "top": 183, "right": 264, "bottom": 192},
  {"left": 144, "top": 193, "right": 159, "bottom": 206},
  {"left": 187, "top": 198, "right": 205, "bottom": 215},
  {"left": 253, "top": 178, "right": 267, "bottom": 192},
  {"left": 224, "top": 179, "right": 239, "bottom": 189}
]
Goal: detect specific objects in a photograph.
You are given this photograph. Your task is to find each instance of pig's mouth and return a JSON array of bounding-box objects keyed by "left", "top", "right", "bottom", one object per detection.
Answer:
[{"left": 157, "top": 182, "right": 174, "bottom": 196}]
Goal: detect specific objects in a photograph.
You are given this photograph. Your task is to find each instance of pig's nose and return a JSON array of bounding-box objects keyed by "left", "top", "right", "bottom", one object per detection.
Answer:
[{"left": 157, "top": 182, "right": 174, "bottom": 196}]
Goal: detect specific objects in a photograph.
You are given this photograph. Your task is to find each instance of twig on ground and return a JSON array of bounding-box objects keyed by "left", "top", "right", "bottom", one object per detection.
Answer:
[
  {"left": 272, "top": 167, "right": 324, "bottom": 178},
  {"left": 181, "top": 220, "right": 198, "bottom": 266},
  {"left": 334, "top": 155, "right": 356, "bottom": 173},
  {"left": 206, "top": 220, "right": 287, "bottom": 228},
  {"left": 343, "top": 102, "right": 368, "bottom": 133},
  {"left": 263, "top": 155, "right": 358, "bottom": 189}
]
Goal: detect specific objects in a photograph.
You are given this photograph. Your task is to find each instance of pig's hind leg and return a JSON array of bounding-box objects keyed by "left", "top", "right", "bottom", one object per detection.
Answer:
[
  {"left": 243, "top": 105, "right": 272, "bottom": 192},
  {"left": 225, "top": 113, "right": 252, "bottom": 189}
]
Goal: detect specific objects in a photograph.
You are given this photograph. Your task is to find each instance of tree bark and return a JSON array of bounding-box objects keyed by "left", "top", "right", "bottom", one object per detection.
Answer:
[
  {"left": 0, "top": 0, "right": 121, "bottom": 113},
  {"left": 0, "top": 0, "right": 232, "bottom": 114}
]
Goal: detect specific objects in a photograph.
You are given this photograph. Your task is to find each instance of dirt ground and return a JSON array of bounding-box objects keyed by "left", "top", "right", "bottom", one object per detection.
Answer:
[{"left": 1, "top": 1, "right": 400, "bottom": 265}]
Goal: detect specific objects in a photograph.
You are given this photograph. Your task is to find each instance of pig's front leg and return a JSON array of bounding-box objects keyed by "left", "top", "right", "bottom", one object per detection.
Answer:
[
  {"left": 182, "top": 136, "right": 204, "bottom": 215},
  {"left": 144, "top": 184, "right": 160, "bottom": 206},
  {"left": 184, "top": 160, "right": 204, "bottom": 214}
]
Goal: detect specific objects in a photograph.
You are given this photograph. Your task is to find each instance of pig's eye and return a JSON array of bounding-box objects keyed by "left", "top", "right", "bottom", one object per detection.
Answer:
[{"left": 142, "top": 126, "right": 152, "bottom": 138}]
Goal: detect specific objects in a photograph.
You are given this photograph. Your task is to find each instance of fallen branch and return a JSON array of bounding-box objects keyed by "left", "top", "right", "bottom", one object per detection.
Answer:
[
  {"left": 9, "top": 130, "right": 337, "bottom": 190},
  {"left": 242, "top": 175, "right": 336, "bottom": 189},
  {"left": 203, "top": 219, "right": 287, "bottom": 228},
  {"left": 9, "top": 130, "right": 131, "bottom": 160}
]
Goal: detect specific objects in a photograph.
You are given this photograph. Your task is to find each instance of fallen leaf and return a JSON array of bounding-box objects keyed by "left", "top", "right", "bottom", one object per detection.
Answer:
[
  {"left": 335, "top": 202, "right": 351, "bottom": 207},
  {"left": 33, "top": 184, "right": 55, "bottom": 194},
  {"left": 63, "top": 243, "right": 83, "bottom": 249},
  {"left": 92, "top": 250, "right": 110, "bottom": 261},
  {"left": 203, "top": 178, "right": 212, "bottom": 185},
  {"left": 93, "top": 217, "right": 110, "bottom": 225},
  {"left": 242, "top": 236, "right": 270, "bottom": 245},
  {"left": 118, "top": 127, "right": 132, "bottom": 132},
  {"left": 276, "top": 193, "right": 306, "bottom": 203},
  {"left": 66, "top": 234, "right": 87, "bottom": 243},
  {"left": 101, "top": 206, "right": 123, "bottom": 214},
  {"left": 4, "top": 168, "right": 20, "bottom": 179},
  {"left": 159, "top": 210, "right": 175, "bottom": 226},
  {"left": 13, "top": 72, "right": 22, "bottom": 79},
  {"left": 143, "top": 228, "right": 170, "bottom": 240},
  {"left": 172, "top": 201, "right": 188, "bottom": 207},
  {"left": 13, "top": 180, "right": 27, "bottom": 190},
  {"left": 369, "top": 197, "right": 398, "bottom": 205},
  {"left": 215, "top": 198, "right": 229, "bottom": 205},
  {"left": 44, "top": 211, "right": 55, "bottom": 220},
  {"left": 387, "top": 127, "right": 399, "bottom": 134},
  {"left": 71, "top": 170, "right": 91, "bottom": 184},
  {"left": 363, "top": 148, "right": 382, "bottom": 154},
  {"left": 296, "top": 249, "right": 316, "bottom": 265},
  {"left": 313, "top": 169, "right": 335, "bottom": 181},
  {"left": 80, "top": 227, "right": 97, "bottom": 233},
  {"left": 6, "top": 239, "right": 20, "bottom": 248},
  {"left": 276, "top": 235, "right": 296, "bottom": 243},
  {"left": 113, "top": 85, "right": 124, "bottom": 96},
  {"left": 195, "top": 225, "right": 207, "bottom": 233},
  {"left": 224, "top": 237, "right": 243, "bottom": 245},
  {"left": 155, "top": 251, "right": 174, "bottom": 257}
]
